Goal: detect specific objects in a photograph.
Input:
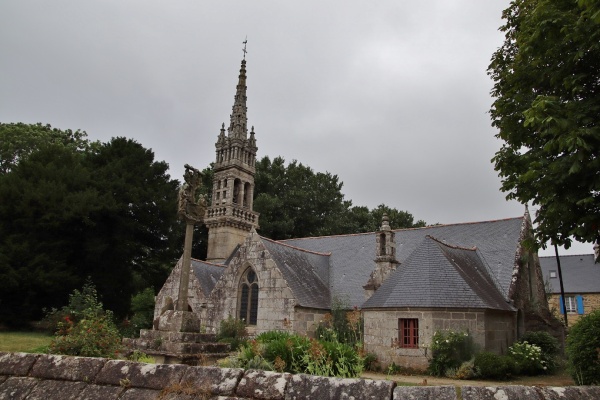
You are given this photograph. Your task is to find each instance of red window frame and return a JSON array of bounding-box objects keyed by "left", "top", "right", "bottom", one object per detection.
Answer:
[{"left": 399, "top": 318, "right": 419, "bottom": 348}]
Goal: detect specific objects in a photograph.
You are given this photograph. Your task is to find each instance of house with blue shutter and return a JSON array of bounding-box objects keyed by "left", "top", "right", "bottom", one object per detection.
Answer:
[{"left": 540, "top": 254, "right": 600, "bottom": 326}]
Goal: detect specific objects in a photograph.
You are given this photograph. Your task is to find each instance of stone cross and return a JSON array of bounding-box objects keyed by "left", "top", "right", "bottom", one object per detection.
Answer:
[{"left": 176, "top": 164, "right": 205, "bottom": 312}]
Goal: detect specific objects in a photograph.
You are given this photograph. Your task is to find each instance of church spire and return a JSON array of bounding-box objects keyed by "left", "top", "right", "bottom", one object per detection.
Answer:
[
  {"left": 228, "top": 58, "right": 248, "bottom": 140},
  {"left": 206, "top": 47, "right": 259, "bottom": 263}
]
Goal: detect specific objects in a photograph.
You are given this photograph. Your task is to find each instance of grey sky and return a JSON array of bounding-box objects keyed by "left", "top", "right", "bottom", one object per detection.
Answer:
[{"left": 0, "top": 1, "right": 591, "bottom": 255}]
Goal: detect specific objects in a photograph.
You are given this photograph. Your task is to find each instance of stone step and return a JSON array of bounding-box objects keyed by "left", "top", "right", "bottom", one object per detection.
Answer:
[
  {"left": 138, "top": 329, "right": 217, "bottom": 343},
  {"left": 123, "top": 337, "right": 231, "bottom": 355}
]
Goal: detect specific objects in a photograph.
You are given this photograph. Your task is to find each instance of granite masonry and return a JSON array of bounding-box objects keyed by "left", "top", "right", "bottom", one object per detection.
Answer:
[{"left": 2, "top": 352, "right": 599, "bottom": 400}]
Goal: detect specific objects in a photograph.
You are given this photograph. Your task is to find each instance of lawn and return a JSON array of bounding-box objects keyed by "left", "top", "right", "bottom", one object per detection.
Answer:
[{"left": 0, "top": 331, "right": 52, "bottom": 353}]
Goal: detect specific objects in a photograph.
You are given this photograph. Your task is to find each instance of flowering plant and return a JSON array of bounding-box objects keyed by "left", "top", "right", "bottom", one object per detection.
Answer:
[{"left": 508, "top": 341, "right": 547, "bottom": 375}]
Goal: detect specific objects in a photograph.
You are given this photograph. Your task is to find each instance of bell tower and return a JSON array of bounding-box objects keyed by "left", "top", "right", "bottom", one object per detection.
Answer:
[
  {"left": 205, "top": 57, "right": 259, "bottom": 263},
  {"left": 363, "top": 214, "right": 399, "bottom": 299}
]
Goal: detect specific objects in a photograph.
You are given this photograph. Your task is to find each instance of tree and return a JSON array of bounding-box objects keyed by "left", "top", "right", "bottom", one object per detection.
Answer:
[
  {"left": 0, "top": 122, "right": 91, "bottom": 174},
  {"left": 194, "top": 156, "right": 425, "bottom": 246},
  {"left": 0, "top": 127, "right": 181, "bottom": 325},
  {"left": 0, "top": 144, "right": 102, "bottom": 325},
  {"left": 80, "top": 137, "right": 181, "bottom": 316},
  {"left": 489, "top": 0, "right": 600, "bottom": 248}
]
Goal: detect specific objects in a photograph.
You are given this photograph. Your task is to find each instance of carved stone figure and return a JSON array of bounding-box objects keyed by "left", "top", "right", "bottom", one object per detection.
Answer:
[{"left": 178, "top": 164, "right": 206, "bottom": 223}]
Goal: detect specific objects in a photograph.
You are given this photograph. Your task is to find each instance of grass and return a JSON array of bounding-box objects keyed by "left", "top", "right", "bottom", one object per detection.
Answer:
[{"left": 0, "top": 331, "right": 52, "bottom": 353}]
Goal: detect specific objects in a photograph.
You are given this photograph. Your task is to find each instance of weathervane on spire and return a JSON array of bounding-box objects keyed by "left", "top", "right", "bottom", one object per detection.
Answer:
[{"left": 242, "top": 37, "right": 248, "bottom": 59}]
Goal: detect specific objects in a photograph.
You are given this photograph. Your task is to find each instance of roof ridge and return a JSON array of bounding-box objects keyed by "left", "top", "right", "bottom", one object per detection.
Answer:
[
  {"left": 279, "top": 231, "right": 373, "bottom": 242},
  {"left": 191, "top": 257, "right": 226, "bottom": 268},
  {"left": 539, "top": 253, "right": 595, "bottom": 259},
  {"left": 426, "top": 235, "right": 477, "bottom": 251},
  {"left": 261, "top": 235, "right": 332, "bottom": 256},
  {"left": 392, "top": 216, "right": 523, "bottom": 233}
]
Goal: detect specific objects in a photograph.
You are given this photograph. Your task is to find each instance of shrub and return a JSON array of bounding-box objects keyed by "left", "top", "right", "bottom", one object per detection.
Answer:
[
  {"left": 519, "top": 331, "right": 560, "bottom": 356},
  {"left": 427, "top": 330, "right": 476, "bottom": 377},
  {"left": 42, "top": 280, "right": 104, "bottom": 334},
  {"left": 474, "top": 352, "right": 517, "bottom": 380},
  {"left": 363, "top": 352, "right": 379, "bottom": 371},
  {"left": 314, "top": 298, "right": 363, "bottom": 346},
  {"left": 454, "top": 359, "right": 477, "bottom": 380},
  {"left": 519, "top": 331, "right": 559, "bottom": 372},
  {"left": 49, "top": 309, "right": 122, "bottom": 358},
  {"left": 47, "top": 281, "right": 122, "bottom": 358},
  {"left": 127, "top": 350, "right": 155, "bottom": 363},
  {"left": 228, "top": 330, "right": 363, "bottom": 378},
  {"left": 217, "top": 315, "right": 248, "bottom": 350},
  {"left": 508, "top": 341, "right": 548, "bottom": 375},
  {"left": 121, "top": 288, "right": 156, "bottom": 338},
  {"left": 566, "top": 309, "right": 600, "bottom": 385},
  {"left": 260, "top": 331, "right": 309, "bottom": 373}
]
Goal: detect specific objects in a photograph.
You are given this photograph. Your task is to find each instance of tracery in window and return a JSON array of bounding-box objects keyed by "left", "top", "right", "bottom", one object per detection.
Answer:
[{"left": 238, "top": 268, "right": 259, "bottom": 325}]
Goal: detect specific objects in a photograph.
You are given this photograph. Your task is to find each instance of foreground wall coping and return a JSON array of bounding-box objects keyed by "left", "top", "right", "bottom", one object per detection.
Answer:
[{"left": 1, "top": 352, "right": 599, "bottom": 400}]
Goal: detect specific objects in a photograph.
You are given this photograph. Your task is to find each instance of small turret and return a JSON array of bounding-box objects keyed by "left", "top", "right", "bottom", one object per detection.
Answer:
[{"left": 363, "top": 214, "right": 400, "bottom": 299}]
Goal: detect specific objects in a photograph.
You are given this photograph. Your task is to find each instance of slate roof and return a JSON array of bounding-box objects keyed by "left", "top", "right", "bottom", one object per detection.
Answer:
[
  {"left": 282, "top": 217, "right": 524, "bottom": 307},
  {"left": 261, "top": 238, "right": 332, "bottom": 309},
  {"left": 191, "top": 259, "right": 226, "bottom": 295},
  {"left": 540, "top": 254, "right": 600, "bottom": 294},
  {"left": 362, "top": 236, "right": 514, "bottom": 310},
  {"left": 190, "top": 216, "right": 524, "bottom": 310}
]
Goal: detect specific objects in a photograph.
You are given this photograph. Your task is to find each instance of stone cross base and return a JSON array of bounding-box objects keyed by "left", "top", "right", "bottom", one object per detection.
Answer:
[{"left": 156, "top": 310, "right": 201, "bottom": 333}]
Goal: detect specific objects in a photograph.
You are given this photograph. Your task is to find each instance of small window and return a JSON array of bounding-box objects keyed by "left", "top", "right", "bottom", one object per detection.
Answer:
[
  {"left": 565, "top": 296, "right": 577, "bottom": 313},
  {"left": 549, "top": 270, "right": 557, "bottom": 278},
  {"left": 398, "top": 318, "right": 419, "bottom": 348}
]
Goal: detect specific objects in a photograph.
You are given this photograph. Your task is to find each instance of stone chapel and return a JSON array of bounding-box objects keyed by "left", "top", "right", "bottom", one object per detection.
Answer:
[{"left": 154, "top": 57, "right": 555, "bottom": 369}]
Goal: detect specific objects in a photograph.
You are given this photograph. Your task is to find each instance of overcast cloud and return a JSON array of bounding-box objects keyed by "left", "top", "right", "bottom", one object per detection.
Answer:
[{"left": 0, "top": 1, "right": 591, "bottom": 256}]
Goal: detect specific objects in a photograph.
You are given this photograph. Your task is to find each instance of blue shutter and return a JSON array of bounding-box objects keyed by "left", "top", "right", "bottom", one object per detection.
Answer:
[
  {"left": 559, "top": 296, "right": 564, "bottom": 314},
  {"left": 576, "top": 295, "right": 584, "bottom": 315}
]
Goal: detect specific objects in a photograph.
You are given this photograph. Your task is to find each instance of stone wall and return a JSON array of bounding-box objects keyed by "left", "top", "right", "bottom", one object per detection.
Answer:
[
  {"left": 154, "top": 257, "right": 208, "bottom": 322},
  {"left": 2, "top": 352, "right": 598, "bottom": 400},
  {"left": 293, "top": 307, "right": 329, "bottom": 338},
  {"left": 484, "top": 310, "right": 516, "bottom": 355},
  {"left": 363, "top": 308, "right": 515, "bottom": 369}
]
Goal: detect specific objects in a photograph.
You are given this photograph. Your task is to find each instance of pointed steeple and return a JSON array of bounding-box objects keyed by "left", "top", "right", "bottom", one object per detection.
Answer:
[
  {"left": 228, "top": 59, "right": 248, "bottom": 140},
  {"left": 206, "top": 52, "right": 259, "bottom": 263}
]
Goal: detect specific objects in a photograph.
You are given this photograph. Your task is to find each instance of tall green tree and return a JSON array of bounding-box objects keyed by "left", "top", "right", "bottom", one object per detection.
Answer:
[
  {"left": 81, "top": 137, "right": 181, "bottom": 316},
  {"left": 0, "top": 122, "right": 91, "bottom": 174},
  {"left": 489, "top": 0, "right": 600, "bottom": 248},
  {"left": 0, "top": 144, "right": 102, "bottom": 324},
  {"left": 0, "top": 126, "right": 181, "bottom": 325}
]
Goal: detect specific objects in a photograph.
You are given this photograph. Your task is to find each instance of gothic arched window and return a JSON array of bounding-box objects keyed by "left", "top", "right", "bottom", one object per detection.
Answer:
[{"left": 238, "top": 268, "right": 259, "bottom": 325}]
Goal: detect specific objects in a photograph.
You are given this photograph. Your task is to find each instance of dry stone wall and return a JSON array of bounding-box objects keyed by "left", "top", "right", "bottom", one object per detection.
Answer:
[{"left": 2, "top": 352, "right": 599, "bottom": 400}]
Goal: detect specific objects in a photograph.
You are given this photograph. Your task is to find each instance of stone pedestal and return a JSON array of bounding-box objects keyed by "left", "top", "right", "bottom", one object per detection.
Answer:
[{"left": 156, "top": 310, "right": 201, "bottom": 333}]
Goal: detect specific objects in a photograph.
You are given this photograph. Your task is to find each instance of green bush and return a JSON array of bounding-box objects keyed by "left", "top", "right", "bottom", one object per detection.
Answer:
[
  {"left": 229, "top": 330, "right": 364, "bottom": 378},
  {"left": 120, "top": 287, "right": 156, "bottom": 338},
  {"left": 519, "top": 331, "right": 560, "bottom": 373},
  {"left": 566, "top": 309, "right": 600, "bottom": 385},
  {"left": 314, "top": 299, "right": 363, "bottom": 346},
  {"left": 508, "top": 341, "right": 548, "bottom": 375},
  {"left": 217, "top": 316, "right": 248, "bottom": 350},
  {"left": 49, "top": 309, "right": 122, "bottom": 358},
  {"left": 262, "top": 333, "right": 310, "bottom": 373},
  {"left": 42, "top": 280, "right": 104, "bottom": 334},
  {"left": 519, "top": 331, "right": 560, "bottom": 356},
  {"left": 427, "top": 330, "right": 476, "bottom": 377},
  {"left": 474, "top": 352, "right": 517, "bottom": 380},
  {"left": 46, "top": 281, "right": 122, "bottom": 358}
]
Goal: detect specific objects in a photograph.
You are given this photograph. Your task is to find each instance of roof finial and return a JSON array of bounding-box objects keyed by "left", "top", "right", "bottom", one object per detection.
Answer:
[{"left": 242, "top": 36, "right": 248, "bottom": 60}]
